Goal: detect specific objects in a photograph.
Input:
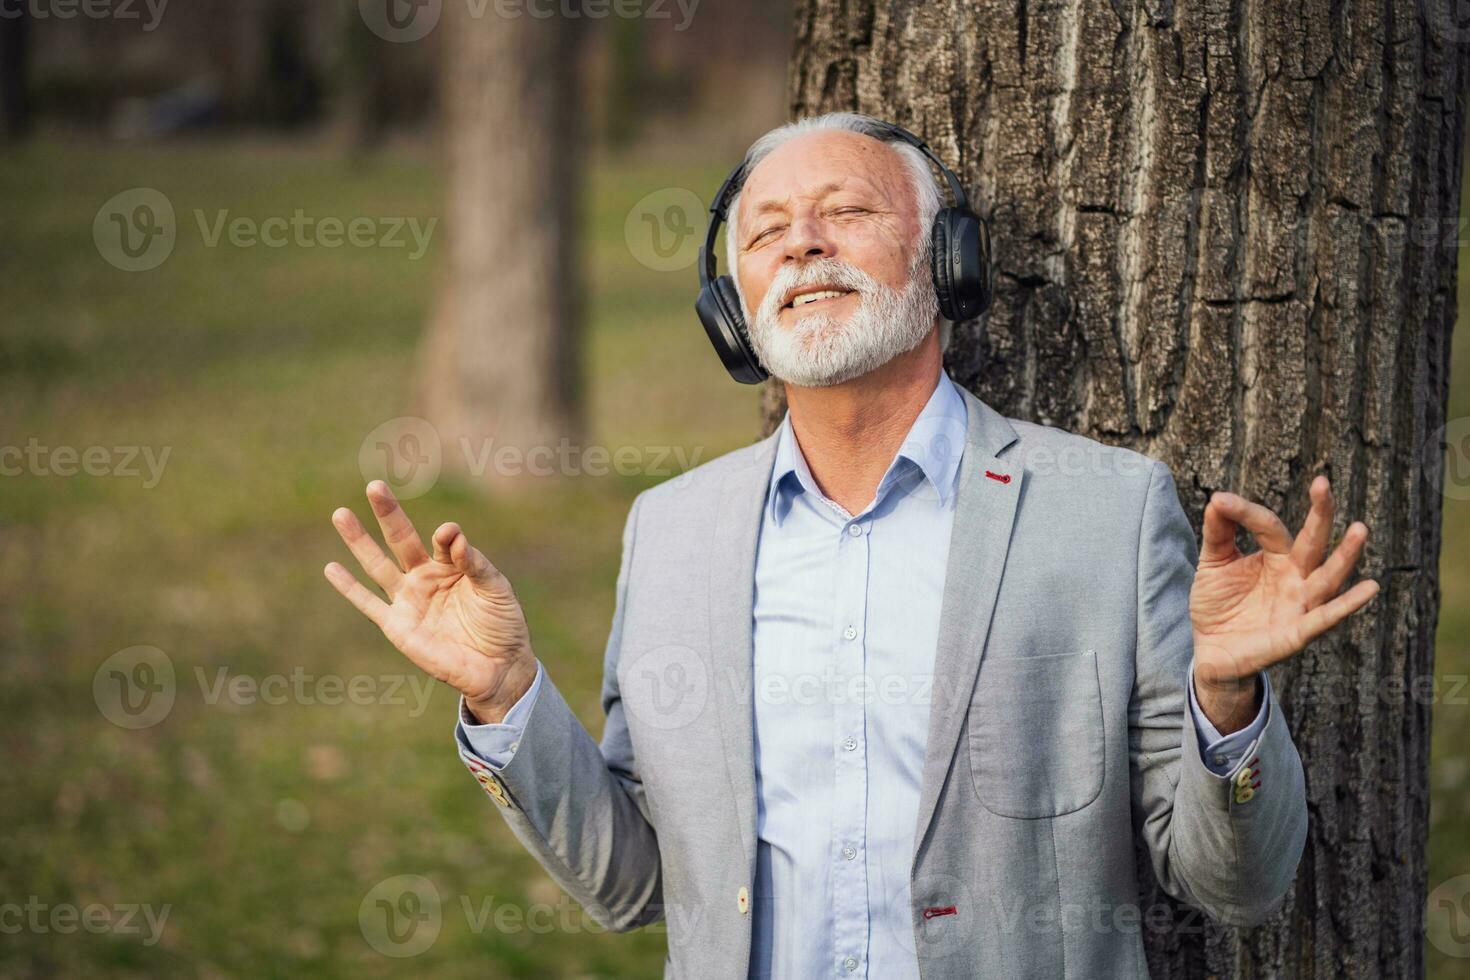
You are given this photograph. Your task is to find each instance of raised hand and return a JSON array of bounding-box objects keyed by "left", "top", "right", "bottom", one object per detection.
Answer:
[
  {"left": 323, "top": 481, "right": 538, "bottom": 724},
  {"left": 1189, "top": 475, "right": 1380, "bottom": 732}
]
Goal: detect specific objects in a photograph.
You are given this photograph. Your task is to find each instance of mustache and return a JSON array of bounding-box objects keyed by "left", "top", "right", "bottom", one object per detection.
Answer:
[{"left": 755, "top": 258, "right": 881, "bottom": 322}]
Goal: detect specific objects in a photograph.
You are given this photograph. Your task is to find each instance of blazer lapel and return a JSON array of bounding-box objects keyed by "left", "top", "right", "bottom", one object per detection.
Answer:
[
  {"left": 913, "top": 386, "right": 1022, "bottom": 855},
  {"left": 707, "top": 431, "right": 780, "bottom": 868}
]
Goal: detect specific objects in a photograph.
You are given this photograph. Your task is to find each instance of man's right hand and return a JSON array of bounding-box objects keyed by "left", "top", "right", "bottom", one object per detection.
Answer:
[{"left": 324, "top": 481, "right": 538, "bottom": 725}]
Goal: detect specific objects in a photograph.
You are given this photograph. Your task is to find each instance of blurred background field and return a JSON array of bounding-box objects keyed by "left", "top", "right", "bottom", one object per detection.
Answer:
[
  {"left": 1, "top": 4, "right": 1468, "bottom": 978},
  {"left": 0, "top": 136, "right": 757, "bottom": 978}
]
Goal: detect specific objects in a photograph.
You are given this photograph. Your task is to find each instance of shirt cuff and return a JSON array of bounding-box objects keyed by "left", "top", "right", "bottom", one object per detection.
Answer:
[
  {"left": 454, "top": 661, "right": 544, "bottom": 771},
  {"left": 1187, "top": 664, "right": 1270, "bottom": 777}
]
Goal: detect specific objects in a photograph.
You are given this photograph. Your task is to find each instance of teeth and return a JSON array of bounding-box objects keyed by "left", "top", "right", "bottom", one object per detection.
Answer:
[{"left": 791, "top": 289, "right": 847, "bottom": 307}]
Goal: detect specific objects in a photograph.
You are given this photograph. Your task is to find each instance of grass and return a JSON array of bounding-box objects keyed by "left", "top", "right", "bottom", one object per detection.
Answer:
[
  {"left": 0, "top": 137, "right": 748, "bottom": 979},
  {"left": 0, "top": 135, "right": 1465, "bottom": 978}
]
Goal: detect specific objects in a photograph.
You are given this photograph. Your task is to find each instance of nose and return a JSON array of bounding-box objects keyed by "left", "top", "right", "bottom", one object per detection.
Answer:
[{"left": 783, "top": 212, "right": 834, "bottom": 264}]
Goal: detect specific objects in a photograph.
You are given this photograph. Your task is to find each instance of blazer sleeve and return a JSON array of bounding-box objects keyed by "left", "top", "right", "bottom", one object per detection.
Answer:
[
  {"left": 463, "top": 491, "right": 663, "bottom": 932},
  {"left": 1128, "top": 459, "right": 1308, "bottom": 927}
]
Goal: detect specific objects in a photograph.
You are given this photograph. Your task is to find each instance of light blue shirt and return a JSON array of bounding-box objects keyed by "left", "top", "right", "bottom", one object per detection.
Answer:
[{"left": 455, "top": 371, "right": 1269, "bottom": 978}]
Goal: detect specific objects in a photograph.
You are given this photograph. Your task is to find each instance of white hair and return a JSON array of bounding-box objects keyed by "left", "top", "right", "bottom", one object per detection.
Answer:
[{"left": 724, "top": 112, "right": 951, "bottom": 350}]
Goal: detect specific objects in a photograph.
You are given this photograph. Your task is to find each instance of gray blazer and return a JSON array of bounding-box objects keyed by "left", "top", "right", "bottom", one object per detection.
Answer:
[{"left": 461, "top": 384, "right": 1308, "bottom": 979}]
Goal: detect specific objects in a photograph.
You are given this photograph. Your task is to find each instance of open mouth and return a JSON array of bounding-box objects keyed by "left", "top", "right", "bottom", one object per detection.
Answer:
[{"left": 782, "top": 287, "right": 855, "bottom": 311}]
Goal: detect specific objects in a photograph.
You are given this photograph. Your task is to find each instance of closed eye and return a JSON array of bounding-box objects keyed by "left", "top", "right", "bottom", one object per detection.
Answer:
[{"left": 748, "top": 225, "right": 785, "bottom": 247}]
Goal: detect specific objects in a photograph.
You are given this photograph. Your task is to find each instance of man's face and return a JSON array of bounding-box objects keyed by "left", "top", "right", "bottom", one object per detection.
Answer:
[{"left": 733, "top": 130, "right": 938, "bottom": 387}]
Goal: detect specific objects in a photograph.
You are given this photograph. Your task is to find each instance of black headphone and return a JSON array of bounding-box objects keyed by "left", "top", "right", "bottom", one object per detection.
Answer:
[{"left": 695, "top": 118, "right": 993, "bottom": 385}]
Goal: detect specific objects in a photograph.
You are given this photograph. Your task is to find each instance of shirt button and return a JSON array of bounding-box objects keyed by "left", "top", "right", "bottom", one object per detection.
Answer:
[
  {"left": 846, "top": 523, "right": 862, "bottom": 537},
  {"left": 843, "top": 956, "right": 859, "bottom": 972},
  {"left": 842, "top": 736, "right": 857, "bottom": 751},
  {"left": 842, "top": 625, "right": 857, "bottom": 641},
  {"left": 1213, "top": 754, "right": 1227, "bottom": 766},
  {"left": 841, "top": 845, "right": 857, "bottom": 860}
]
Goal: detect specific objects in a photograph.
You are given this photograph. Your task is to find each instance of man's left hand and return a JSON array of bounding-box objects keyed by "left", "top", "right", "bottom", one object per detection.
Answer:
[{"left": 1190, "top": 475, "right": 1380, "bottom": 734}]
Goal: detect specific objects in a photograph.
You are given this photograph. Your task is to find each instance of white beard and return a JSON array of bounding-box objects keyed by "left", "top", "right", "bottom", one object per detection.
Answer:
[{"left": 744, "top": 255, "right": 939, "bottom": 388}]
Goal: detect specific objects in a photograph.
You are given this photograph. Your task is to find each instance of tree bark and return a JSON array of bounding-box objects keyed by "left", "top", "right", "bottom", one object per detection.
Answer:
[
  {"left": 784, "top": 1, "right": 1465, "bottom": 976},
  {"left": 419, "top": 8, "right": 584, "bottom": 484}
]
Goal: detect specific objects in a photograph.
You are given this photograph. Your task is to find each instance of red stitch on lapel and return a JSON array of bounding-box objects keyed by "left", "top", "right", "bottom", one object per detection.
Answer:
[
  {"left": 1251, "top": 780, "right": 1261, "bottom": 789},
  {"left": 984, "top": 470, "right": 1011, "bottom": 484},
  {"left": 922, "top": 906, "right": 958, "bottom": 920},
  {"left": 1249, "top": 757, "right": 1259, "bottom": 768}
]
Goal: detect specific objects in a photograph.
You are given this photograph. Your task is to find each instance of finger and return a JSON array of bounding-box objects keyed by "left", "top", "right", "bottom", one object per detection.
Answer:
[
  {"left": 1208, "top": 491, "right": 1293, "bottom": 556},
  {"left": 1304, "top": 521, "right": 1370, "bottom": 607},
  {"left": 1289, "top": 475, "right": 1335, "bottom": 575},
  {"left": 366, "top": 480, "right": 430, "bottom": 571},
  {"left": 432, "top": 522, "right": 458, "bottom": 563},
  {"left": 332, "top": 507, "right": 404, "bottom": 593},
  {"left": 1293, "top": 577, "right": 1380, "bottom": 648},
  {"left": 1200, "top": 495, "right": 1241, "bottom": 563},
  {"left": 324, "top": 562, "right": 390, "bottom": 628},
  {"left": 449, "top": 526, "right": 511, "bottom": 592}
]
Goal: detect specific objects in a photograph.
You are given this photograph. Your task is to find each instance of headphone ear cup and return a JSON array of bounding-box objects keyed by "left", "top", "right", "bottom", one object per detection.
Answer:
[
  {"left": 974, "top": 212, "right": 993, "bottom": 316},
  {"left": 931, "top": 207, "right": 991, "bottom": 322},
  {"left": 930, "top": 212, "right": 957, "bottom": 322},
  {"left": 695, "top": 275, "right": 768, "bottom": 385}
]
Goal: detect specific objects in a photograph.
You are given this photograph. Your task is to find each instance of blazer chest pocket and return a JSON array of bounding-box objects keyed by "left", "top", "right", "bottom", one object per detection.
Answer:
[{"left": 967, "top": 649, "right": 1104, "bottom": 818}]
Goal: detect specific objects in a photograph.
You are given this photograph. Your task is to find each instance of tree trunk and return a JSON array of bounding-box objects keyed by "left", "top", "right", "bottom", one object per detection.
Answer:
[
  {"left": 784, "top": 1, "right": 1465, "bottom": 976},
  {"left": 419, "top": 9, "right": 583, "bottom": 482}
]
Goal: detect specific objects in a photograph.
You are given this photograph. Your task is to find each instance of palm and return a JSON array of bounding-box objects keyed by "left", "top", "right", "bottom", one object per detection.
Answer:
[
  {"left": 380, "top": 561, "right": 530, "bottom": 703},
  {"left": 324, "top": 482, "right": 534, "bottom": 707},
  {"left": 1189, "top": 476, "right": 1377, "bottom": 688}
]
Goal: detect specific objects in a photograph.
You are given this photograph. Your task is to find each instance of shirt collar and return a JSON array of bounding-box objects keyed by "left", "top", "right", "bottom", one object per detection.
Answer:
[{"left": 765, "top": 372, "right": 969, "bottom": 527}]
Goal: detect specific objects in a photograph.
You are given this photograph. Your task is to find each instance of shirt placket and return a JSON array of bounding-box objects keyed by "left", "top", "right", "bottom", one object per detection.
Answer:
[{"left": 831, "top": 515, "right": 870, "bottom": 977}]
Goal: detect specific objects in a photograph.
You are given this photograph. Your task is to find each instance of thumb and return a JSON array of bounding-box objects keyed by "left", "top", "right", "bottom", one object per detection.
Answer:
[{"left": 1200, "top": 493, "right": 1241, "bottom": 564}]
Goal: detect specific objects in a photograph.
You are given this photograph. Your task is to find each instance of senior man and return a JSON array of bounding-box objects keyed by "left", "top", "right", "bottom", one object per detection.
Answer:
[{"left": 325, "top": 113, "right": 1379, "bottom": 978}]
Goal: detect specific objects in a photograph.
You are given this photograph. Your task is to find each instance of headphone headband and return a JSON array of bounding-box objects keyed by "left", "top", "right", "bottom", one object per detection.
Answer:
[{"left": 699, "top": 120, "right": 968, "bottom": 288}]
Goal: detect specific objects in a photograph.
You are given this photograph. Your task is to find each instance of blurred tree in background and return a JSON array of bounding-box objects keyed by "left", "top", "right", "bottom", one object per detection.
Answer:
[
  {"left": 416, "top": 8, "right": 586, "bottom": 480},
  {"left": 0, "top": 1, "right": 32, "bottom": 141}
]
